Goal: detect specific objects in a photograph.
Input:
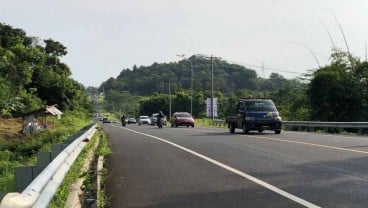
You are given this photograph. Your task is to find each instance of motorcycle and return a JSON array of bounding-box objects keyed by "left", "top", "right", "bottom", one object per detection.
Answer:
[
  {"left": 122, "top": 119, "right": 127, "bottom": 127},
  {"left": 157, "top": 118, "right": 163, "bottom": 129}
]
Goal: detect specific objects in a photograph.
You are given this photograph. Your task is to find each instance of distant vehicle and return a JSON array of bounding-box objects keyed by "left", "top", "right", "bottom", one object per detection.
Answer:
[
  {"left": 171, "top": 112, "right": 195, "bottom": 128},
  {"left": 138, "top": 116, "right": 151, "bottom": 125},
  {"left": 150, "top": 113, "right": 167, "bottom": 126},
  {"left": 112, "top": 120, "right": 118, "bottom": 124},
  {"left": 102, "top": 118, "right": 111, "bottom": 123},
  {"left": 127, "top": 118, "right": 137, "bottom": 124},
  {"left": 225, "top": 98, "right": 282, "bottom": 134}
]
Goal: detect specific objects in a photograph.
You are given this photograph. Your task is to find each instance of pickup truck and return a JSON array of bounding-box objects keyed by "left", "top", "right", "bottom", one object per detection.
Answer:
[{"left": 225, "top": 98, "right": 282, "bottom": 134}]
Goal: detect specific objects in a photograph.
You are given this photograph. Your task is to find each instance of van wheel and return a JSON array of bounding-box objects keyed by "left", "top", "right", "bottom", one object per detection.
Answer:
[
  {"left": 229, "top": 123, "right": 235, "bottom": 133},
  {"left": 275, "top": 130, "right": 281, "bottom": 134}
]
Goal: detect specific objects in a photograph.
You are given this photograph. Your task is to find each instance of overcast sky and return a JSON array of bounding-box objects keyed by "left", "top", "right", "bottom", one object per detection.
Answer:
[{"left": 2, "top": 0, "right": 368, "bottom": 87}]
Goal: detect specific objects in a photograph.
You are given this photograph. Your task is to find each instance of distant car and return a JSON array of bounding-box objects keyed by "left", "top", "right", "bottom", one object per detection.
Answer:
[
  {"left": 171, "top": 112, "right": 195, "bottom": 128},
  {"left": 150, "top": 113, "right": 167, "bottom": 126},
  {"left": 112, "top": 120, "right": 118, "bottom": 124},
  {"left": 102, "top": 118, "right": 111, "bottom": 123},
  {"left": 138, "top": 116, "right": 151, "bottom": 125},
  {"left": 127, "top": 117, "right": 137, "bottom": 124}
]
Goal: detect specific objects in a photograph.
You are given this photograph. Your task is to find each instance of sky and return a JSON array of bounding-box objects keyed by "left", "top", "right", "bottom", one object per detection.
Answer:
[{"left": 2, "top": 0, "right": 368, "bottom": 87}]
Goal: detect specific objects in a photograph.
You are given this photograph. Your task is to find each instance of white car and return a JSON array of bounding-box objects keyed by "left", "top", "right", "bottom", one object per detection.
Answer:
[{"left": 138, "top": 116, "right": 151, "bottom": 125}]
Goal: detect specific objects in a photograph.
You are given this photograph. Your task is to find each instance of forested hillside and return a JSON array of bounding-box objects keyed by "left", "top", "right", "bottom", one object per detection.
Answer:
[
  {"left": 99, "top": 55, "right": 308, "bottom": 119},
  {"left": 100, "top": 55, "right": 291, "bottom": 96},
  {"left": 99, "top": 50, "right": 368, "bottom": 123}
]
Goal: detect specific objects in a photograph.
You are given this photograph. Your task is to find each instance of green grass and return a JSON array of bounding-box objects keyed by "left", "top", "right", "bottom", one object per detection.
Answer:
[
  {"left": 49, "top": 127, "right": 112, "bottom": 208},
  {"left": 0, "top": 111, "right": 92, "bottom": 192},
  {"left": 48, "top": 128, "right": 102, "bottom": 207}
]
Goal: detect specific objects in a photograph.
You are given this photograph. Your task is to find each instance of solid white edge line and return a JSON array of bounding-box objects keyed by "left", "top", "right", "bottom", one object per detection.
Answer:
[{"left": 117, "top": 126, "right": 321, "bottom": 208}]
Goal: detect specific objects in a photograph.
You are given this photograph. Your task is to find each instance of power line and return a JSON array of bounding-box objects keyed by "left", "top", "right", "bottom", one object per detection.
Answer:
[{"left": 223, "top": 58, "right": 312, "bottom": 75}]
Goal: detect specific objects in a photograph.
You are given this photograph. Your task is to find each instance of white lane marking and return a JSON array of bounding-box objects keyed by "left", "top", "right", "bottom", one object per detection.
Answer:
[
  {"left": 283, "top": 131, "right": 367, "bottom": 140},
  {"left": 245, "top": 135, "right": 368, "bottom": 155},
  {"left": 117, "top": 126, "right": 321, "bottom": 208},
  {"left": 185, "top": 128, "right": 368, "bottom": 153}
]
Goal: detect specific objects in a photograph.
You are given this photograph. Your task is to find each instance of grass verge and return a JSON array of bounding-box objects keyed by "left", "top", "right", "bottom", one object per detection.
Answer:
[
  {"left": 0, "top": 111, "right": 92, "bottom": 192},
  {"left": 48, "top": 126, "right": 112, "bottom": 208}
]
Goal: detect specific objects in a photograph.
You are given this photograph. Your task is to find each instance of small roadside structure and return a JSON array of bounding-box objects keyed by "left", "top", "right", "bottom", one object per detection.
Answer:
[{"left": 22, "top": 105, "right": 63, "bottom": 134}]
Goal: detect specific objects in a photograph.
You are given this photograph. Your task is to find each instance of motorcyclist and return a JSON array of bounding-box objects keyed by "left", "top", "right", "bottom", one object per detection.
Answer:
[
  {"left": 157, "top": 111, "right": 164, "bottom": 127},
  {"left": 121, "top": 114, "right": 126, "bottom": 126}
]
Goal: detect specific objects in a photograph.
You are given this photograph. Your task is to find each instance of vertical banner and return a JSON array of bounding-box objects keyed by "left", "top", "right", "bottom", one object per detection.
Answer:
[{"left": 206, "top": 98, "right": 218, "bottom": 118}]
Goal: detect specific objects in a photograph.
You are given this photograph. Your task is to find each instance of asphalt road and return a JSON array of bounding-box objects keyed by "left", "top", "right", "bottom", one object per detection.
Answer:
[{"left": 103, "top": 123, "right": 368, "bottom": 208}]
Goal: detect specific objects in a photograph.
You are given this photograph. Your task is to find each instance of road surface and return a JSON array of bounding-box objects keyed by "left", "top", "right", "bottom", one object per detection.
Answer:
[{"left": 103, "top": 123, "right": 368, "bottom": 207}]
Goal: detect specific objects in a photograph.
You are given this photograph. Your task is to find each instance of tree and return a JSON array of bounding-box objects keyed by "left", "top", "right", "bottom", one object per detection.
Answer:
[
  {"left": 270, "top": 79, "right": 309, "bottom": 121},
  {"left": 44, "top": 39, "right": 67, "bottom": 57},
  {"left": 307, "top": 50, "right": 364, "bottom": 121},
  {"left": 0, "top": 23, "right": 90, "bottom": 116}
]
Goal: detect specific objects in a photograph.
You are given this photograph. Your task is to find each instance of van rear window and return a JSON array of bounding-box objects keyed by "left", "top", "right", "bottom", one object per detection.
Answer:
[{"left": 244, "top": 100, "right": 277, "bottom": 112}]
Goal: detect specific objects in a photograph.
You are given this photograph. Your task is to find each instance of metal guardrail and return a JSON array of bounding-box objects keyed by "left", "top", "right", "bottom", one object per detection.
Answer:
[
  {"left": 282, "top": 121, "right": 368, "bottom": 134},
  {"left": 212, "top": 119, "right": 226, "bottom": 127},
  {"left": 213, "top": 120, "right": 368, "bottom": 134},
  {"left": 282, "top": 121, "right": 368, "bottom": 128},
  {"left": 0, "top": 124, "right": 97, "bottom": 208}
]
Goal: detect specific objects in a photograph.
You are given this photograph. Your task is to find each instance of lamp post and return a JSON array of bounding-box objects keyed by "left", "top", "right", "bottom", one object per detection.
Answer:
[{"left": 177, "top": 54, "right": 193, "bottom": 115}]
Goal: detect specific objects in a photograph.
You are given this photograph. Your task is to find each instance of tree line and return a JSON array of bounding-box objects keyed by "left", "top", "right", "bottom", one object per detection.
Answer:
[
  {"left": 0, "top": 23, "right": 91, "bottom": 118},
  {"left": 100, "top": 50, "right": 368, "bottom": 122}
]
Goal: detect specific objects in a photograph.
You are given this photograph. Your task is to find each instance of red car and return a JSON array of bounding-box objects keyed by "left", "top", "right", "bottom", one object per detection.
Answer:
[{"left": 171, "top": 112, "right": 195, "bottom": 128}]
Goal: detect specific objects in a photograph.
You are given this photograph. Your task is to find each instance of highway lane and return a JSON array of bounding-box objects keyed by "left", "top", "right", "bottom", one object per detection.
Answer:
[{"left": 104, "top": 123, "right": 368, "bottom": 207}]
